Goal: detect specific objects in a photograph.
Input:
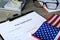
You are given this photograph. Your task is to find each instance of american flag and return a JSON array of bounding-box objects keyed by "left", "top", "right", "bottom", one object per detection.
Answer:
[
  {"left": 46, "top": 14, "right": 60, "bottom": 29},
  {"left": 32, "top": 22, "right": 60, "bottom": 40}
]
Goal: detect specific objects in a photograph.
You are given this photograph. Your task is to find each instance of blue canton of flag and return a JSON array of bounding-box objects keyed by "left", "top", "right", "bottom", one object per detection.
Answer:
[{"left": 32, "top": 22, "right": 60, "bottom": 40}]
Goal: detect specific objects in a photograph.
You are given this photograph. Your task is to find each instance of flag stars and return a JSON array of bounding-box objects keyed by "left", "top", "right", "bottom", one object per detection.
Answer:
[
  {"left": 52, "top": 36, "right": 54, "bottom": 38},
  {"left": 51, "top": 34, "right": 54, "bottom": 36},
  {"left": 56, "top": 30, "right": 59, "bottom": 33},
  {"left": 36, "top": 32, "right": 39, "bottom": 34},
  {"left": 53, "top": 31, "right": 55, "bottom": 33},
  {"left": 43, "top": 29, "right": 46, "bottom": 31},
  {"left": 51, "top": 32, "right": 53, "bottom": 34},
  {"left": 38, "top": 30, "right": 40, "bottom": 31},
  {"left": 37, "top": 36, "right": 39, "bottom": 37},
  {"left": 46, "top": 35, "right": 48, "bottom": 37},
  {"left": 50, "top": 30, "right": 52, "bottom": 32},
  {"left": 45, "top": 31, "right": 47, "bottom": 32},
  {"left": 52, "top": 29, "right": 54, "bottom": 31},
  {"left": 47, "top": 30, "right": 49, "bottom": 32},
  {"left": 39, "top": 34, "right": 41, "bottom": 35},
  {"left": 46, "top": 36, "right": 48, "bottom": 39},
  {"left": 45, "top": 32, "right": 47, "bottom": 35},
  {"left": 40, "top": 35, "right": 42, "bottom": 37},
  {"left": 37, "top": 34, "right": 39, "bottom": 36},
  {"left": 43, "top": 36, "right": 45, "bottom": 39},
  {"left": 48, "top": 35, "right": 51, "bottom": 37},
  {"left": 44, "top": 37, "right": 46, "bottom": 39},
  {"left": 39, "top": 32, "right": 41, "bottom": 33},
  {"left": 33, "top": 22, "right": 60, "bottom": 40},
  {"left": 48, "top": 33, "right": 49, "bottom": 34},
  {"left": 48, "top": 28, "right": 51, "bottom": 30},
  {"left": 54, "top": 34, "right": 56, "bottom": 35},
  {"left": 55, "top": 28, "right": 59, "bottom": 30},
  {"left": 51, "top": 27, "right": 54, "bottom": 29},
  {"left": 50, "top": 39, "right": 53, "bottom": 40},
  {"left": 50, "top": 36, "right": 52, "bottom": 39}
]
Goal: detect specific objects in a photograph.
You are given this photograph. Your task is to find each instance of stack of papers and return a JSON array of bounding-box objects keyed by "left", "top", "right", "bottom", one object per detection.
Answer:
[
  {"left": 0, "top": 11, "right": 46, "bottom": 40},
  {"left": 4, "top": 1, "right": 22, "bottom": 11}
]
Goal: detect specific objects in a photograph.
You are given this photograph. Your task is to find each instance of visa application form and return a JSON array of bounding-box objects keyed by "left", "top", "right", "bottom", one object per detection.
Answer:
[{"left": 0, "top": 12, "right": 46, "bottom": 40}]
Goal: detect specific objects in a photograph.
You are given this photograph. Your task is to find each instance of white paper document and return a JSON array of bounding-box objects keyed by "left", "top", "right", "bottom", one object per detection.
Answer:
[
  {"left": 4, "top": 1, "right": 22, "bottom": 11},
  {"left": 0, "top": 12, "right": 46, "bottom": 40}
]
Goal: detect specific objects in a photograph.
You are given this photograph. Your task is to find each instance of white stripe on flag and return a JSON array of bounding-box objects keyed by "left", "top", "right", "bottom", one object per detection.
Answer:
[
  {"left": 54, "top": 31, "right": 60, "bottom": 40},
  {"left": 56, "top": 23, "right": 60, "bottom": 28},
  {"left": 47, "top": 15, "right": 57, "bottom": 23},
  {"left": 46, "top": 14, "right": 60, "bottom": 28},
  {"left": 52, "top": 17, "right": 60, "bottom": 26}
]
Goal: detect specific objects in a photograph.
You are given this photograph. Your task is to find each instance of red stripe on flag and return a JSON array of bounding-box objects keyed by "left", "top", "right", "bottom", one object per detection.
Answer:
[
  {"left": 58, "top": 36, "right": 60, "bottom": 40},
  {"left": 46, "top": 14, "right": 55, "bottom": 22},
  {"left": 32, "top": 34, "right": 41, "bottom": 40},
  {"left": 54, "top": 20, "right": 60, "bottom": 27},
  {"left": 50, "top": 15, "right": 59, "bottom": 25}
]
